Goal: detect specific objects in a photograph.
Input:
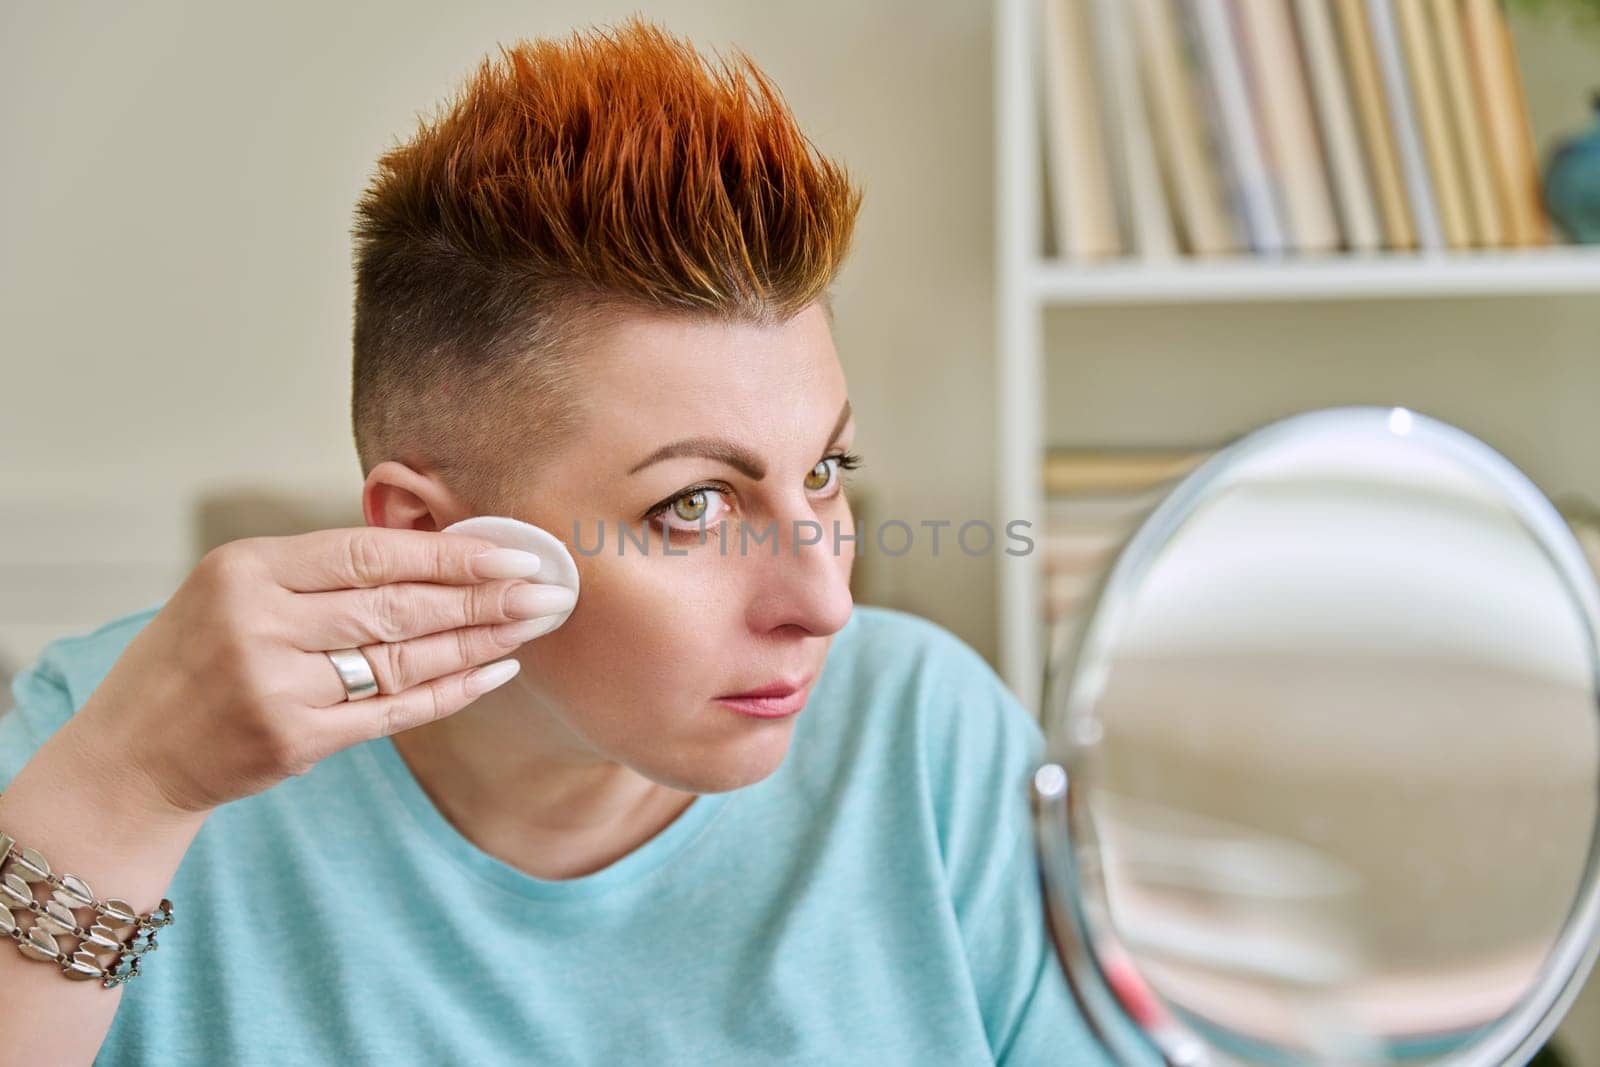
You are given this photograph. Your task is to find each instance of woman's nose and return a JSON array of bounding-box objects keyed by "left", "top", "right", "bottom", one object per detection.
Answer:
[{"left": 744, "top": 512, "right": 855, "bottom": 637}]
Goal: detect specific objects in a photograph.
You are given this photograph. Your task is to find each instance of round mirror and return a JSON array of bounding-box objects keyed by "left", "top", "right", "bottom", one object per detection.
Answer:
[{"left": 1031, "top": 406, "right": 1600, "bottom": 1067}]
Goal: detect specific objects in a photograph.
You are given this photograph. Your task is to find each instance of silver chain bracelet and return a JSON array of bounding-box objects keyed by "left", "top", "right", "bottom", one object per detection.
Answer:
[{"left": 0, "top": 830, "right": 175, "bottom": 988}]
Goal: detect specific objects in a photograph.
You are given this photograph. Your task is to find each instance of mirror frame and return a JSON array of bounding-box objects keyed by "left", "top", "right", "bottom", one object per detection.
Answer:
[{"left": 1029, "top": 406, "right": 1600, "bottom": 1067}]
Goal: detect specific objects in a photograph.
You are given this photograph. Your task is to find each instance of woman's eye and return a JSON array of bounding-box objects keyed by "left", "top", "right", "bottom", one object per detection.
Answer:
[
  {"left": 648, "top": 452, "right": 862, "bottom": 536},
  {"left": 804, "top": 458, "right": 837, "bottom": 492},
  {"left": 653, "top": 488, "right": 730, "bottom": 534},
  {"left": 806, "top": 452, "right": 862, "bottom": 494}
]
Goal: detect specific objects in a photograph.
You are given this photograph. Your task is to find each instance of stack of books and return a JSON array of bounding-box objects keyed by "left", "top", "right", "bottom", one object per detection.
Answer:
[
  {"left": 1042, "top": 0, "right": 1553, "bottom": 260},
  {"left": 1040, "top": 447, "right": 1215, "bottom": 650}
]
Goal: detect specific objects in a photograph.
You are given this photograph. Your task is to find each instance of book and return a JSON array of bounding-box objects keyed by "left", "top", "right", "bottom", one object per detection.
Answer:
[
  {"left": 1041, "top": 548, "right": 1126, "bottom": 597},
  {"left": 1043, "top": 447, "right": 1212, "bottom": 494},
  {"left": 1293, "top": 0, "right": 1382, "bottom": 253},
  {"left": 1364, "top": 0, "right": 1446, "bottom": 250},
  {"left": 1041, "top": 501, "right": 1163, "bottom": 627},
  {"left": 1187, "top": 0, "right": 1288, "bottom": 253},
  {"left": 1131, "top": 0, "right": 1242, "bottom": 255},
  {"left": 1331, "top": 0, "right": 1419, "bottom": 248},
  {"left": 1396, "top": 0, "right": 1474, "bottom": 247},
  {"left": 1462, "top": 0, "right": 1550, "bottom": 246},
  {"left": 1042, "top": 0, "right": 1122, "bottom": 259},
  {"left": 1037, "top": 0, "right": 1554, "bottom": 261},
  {"left": 1430, "top": 0, "right": 1505, "bottom": 246},
  {"left": 1092, "top": 0, "right": 1180, "bottom": 258},
  {"left": 1179, "top": 0, "right": 1260, "bottom": 247},
  {"left": 1232, "top": 0, "right": 1343, "bottom": 252},
  {"left": 1038, "top": 443, "right": 1217, "bottom": 639}
]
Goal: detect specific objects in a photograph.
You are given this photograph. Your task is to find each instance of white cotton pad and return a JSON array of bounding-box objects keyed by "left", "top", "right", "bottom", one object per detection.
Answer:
[{"left": 443, "top": 516, "right": 581, "bottom": 632}]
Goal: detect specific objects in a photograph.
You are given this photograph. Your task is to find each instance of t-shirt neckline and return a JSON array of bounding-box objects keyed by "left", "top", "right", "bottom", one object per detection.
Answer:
[{"left": 362, "top": 734, "right": 732, "bottom": 901}]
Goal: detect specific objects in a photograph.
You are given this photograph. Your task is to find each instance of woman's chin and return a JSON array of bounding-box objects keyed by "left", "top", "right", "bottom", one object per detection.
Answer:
[{"left": 641, "top": 722, "right": 798, "bottom": 794}]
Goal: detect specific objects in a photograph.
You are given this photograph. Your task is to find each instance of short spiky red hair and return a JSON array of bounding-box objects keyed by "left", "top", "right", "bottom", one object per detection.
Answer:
[{"left": 351, "top": 18, "right": 863, "bottom": 508}]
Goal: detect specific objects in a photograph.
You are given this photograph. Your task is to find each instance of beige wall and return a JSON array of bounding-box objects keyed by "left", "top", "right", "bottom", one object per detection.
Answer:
[{"left": 5, "top": 0, "right": 1600, "bottom": 1058}]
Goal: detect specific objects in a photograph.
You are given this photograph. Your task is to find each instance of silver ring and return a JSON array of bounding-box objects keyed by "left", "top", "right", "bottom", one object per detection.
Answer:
[{"left": 325, "top": 648, "right": 379, "bottom": 701}]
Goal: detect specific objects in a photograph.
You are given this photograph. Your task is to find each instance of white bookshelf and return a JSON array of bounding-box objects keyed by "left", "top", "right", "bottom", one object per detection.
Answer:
[
  {"left": 1034, "top": 246, "right": 1600, "bottom": 303},
  {"left": 993, "top": 0, "right": 1600, "bottom": 712}
]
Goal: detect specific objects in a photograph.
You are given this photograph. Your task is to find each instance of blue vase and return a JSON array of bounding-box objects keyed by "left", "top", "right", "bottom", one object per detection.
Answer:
[{"left": 1544, "top": 91, "right": 1600, "bottom": 244}]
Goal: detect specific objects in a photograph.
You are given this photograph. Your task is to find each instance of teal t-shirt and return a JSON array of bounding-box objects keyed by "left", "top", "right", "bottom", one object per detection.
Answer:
[{"left": 1, "top": 602, "right": 1112, "bottom": 1065}]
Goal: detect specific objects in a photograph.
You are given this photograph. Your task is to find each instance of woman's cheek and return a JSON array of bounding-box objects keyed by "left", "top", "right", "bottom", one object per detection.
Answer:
[{"left": 573, "top": 548, "right": 733, "bottom": 654}]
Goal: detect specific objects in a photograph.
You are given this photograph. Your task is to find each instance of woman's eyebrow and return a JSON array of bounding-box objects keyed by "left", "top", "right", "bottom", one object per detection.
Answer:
[{"left": 626, "top": 398, "right": 853, "bottom": 479}]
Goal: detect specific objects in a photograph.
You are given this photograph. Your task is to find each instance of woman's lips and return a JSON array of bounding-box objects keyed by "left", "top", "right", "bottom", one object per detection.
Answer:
[{"left": 715, "top": 676, "right": 813, "bottom": 719}]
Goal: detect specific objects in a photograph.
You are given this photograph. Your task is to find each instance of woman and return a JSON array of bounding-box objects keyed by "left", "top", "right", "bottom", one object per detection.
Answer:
[{"left": 0, "top": 19, "right": 1107, "bottom": 1065}]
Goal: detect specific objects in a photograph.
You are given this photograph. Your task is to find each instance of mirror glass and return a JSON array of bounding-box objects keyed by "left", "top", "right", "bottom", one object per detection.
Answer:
[{"left": 1033, "top": 407, "right": 1600, "bottom": 1067}]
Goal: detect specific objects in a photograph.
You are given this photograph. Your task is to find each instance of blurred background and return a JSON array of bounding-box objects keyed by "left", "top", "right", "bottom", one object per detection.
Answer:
[{"left": 3, "top": 0, "right": 1600, "bottom": 1059}]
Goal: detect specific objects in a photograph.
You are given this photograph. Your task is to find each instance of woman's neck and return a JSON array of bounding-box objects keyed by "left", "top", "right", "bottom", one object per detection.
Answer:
[{"left": 388, "top": 682, "right": 698, "bottom": 881}]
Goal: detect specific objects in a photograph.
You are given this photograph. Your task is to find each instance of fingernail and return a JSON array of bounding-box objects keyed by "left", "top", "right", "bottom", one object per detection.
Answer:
[
  {"left": 472, "top": 548, "right": 542, "bottom": 579},
  {"left": 498, "top": 615, "right": 564, "bottom": 644},
  {"left": 507, "top": 584, "right": 578, "bottom": 619},
  {"left": 467, "top": 658, "right": 521, "bottom": 696}
]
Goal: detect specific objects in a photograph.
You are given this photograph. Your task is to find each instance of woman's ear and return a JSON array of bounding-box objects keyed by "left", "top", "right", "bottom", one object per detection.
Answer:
[{"left": 361, "top": 460, "right": 474, "bottom": 532}]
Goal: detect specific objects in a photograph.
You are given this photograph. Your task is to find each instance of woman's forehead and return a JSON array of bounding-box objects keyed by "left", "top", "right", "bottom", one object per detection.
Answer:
[{"left": 574, "top": 305, "right": 849, "bottom": 438}]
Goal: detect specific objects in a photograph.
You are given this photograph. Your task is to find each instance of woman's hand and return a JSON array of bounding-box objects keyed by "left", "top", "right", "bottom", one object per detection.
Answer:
[{"left": 61, "top": 526, "right": 575, "bottom": 819}]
